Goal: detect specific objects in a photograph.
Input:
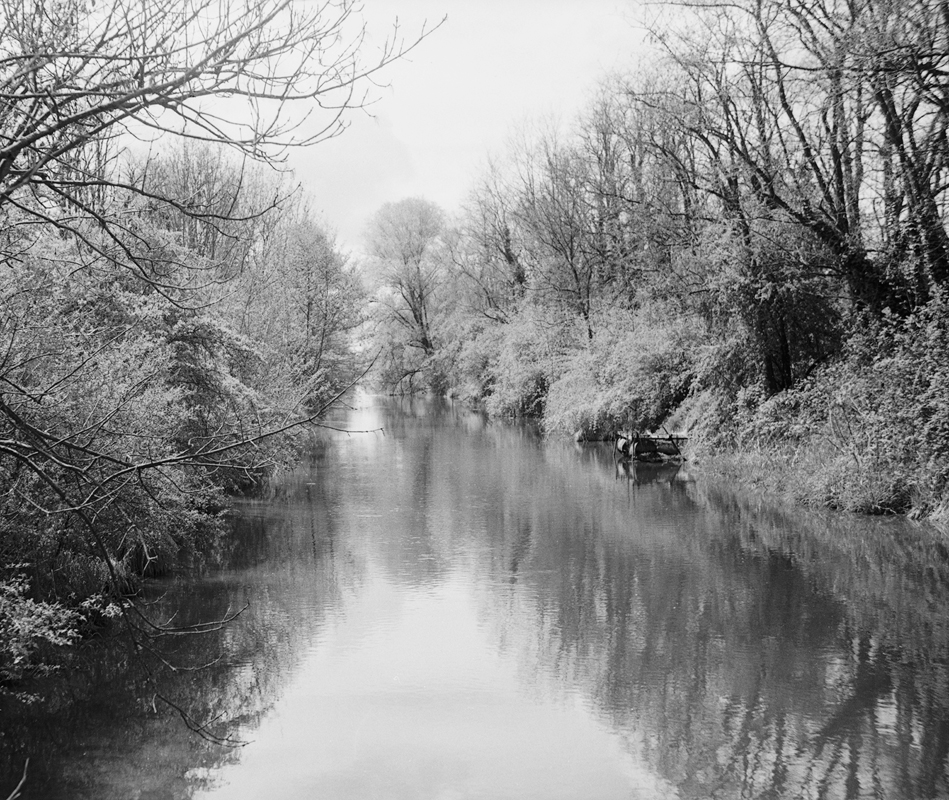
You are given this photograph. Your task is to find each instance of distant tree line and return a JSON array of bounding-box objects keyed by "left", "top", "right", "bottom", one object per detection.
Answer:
[{"left": 365, "top": 0, "right": 949, "bottom": 521}]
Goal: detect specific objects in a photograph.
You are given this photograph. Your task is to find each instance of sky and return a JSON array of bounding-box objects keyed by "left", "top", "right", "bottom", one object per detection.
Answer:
[{"left": 288, "top": 1, "right": 646, "bottom": 252}]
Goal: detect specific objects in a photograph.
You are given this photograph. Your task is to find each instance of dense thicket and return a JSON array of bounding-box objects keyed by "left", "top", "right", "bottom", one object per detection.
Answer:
[
  {"left": 0, "top": 0, "right": 420, "bottom": 693},
  {"left": 367, "top": 0, "right": 949, "bottom": 522},
  {"left": 0, "top": 148, "right": 366, "bottom": 686}
]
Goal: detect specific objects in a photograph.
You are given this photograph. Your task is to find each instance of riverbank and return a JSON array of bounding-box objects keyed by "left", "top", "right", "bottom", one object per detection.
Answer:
[
  {"left": 689, "top": 447, "right": 949, "bottom": 530},
  {"left": 439, "top": 306, "right": 949, "bottom": 527},
  {"left": 525, "top": 301, "right": 949, "bottom": 526}
]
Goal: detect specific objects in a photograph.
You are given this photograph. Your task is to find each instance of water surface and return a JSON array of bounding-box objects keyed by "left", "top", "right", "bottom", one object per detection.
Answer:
[{"left": 3, "top": 396, "right": 949, "bottom": 799}]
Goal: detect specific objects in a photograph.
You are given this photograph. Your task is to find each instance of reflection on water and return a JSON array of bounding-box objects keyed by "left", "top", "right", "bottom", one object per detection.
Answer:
[{"left": 3, "top": 395, "right": 949, "bottom": 799}]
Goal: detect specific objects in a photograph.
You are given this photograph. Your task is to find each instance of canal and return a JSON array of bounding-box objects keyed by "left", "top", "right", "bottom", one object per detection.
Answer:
[{"left": 3, "top": 395, "right": 949, "bottom": 799}]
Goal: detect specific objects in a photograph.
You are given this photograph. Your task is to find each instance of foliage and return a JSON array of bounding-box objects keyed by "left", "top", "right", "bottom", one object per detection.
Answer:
[
  {"left": 445, "top": 319, "right": 505, "bottom": 404},
  {"left": 220, "top": 204, "right": 367, "bottom": 412},
  {"left": 698, "top": 296, "right": 949, "bottom": 515},
  {"left": 544, "top": 308, "right": 699, "bottom": 438},
  {"left": 810, "top": 302, "right": 949, "bottom": 514},
  {"left": 2, "top": 236, "right": 237, "bottom": 598},
  {"left": 364, "top": 197, "right": 450, "bottom": 392},
  {"left": 0, "top": 140, "right": 365, "bottom": 716},
  {"left": 372, "top": 316, "right": 431, "bottom": 394},
  {"left": 0, "top": 577, "right": 79, "bottom": 685},
  {"left": 478, "top": 304, "right": 580, "bottom": 419}
]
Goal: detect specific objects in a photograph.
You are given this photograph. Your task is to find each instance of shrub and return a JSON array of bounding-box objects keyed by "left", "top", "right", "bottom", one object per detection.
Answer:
[
  {"left": 0, "top": 577, "right": 80, "bottom": 686},
  {"left": 544, "top": 307, "right": 699, "bottom": 438},
  {"left": 709, "top": 296, "right": 949, "bottom": 516},
  {"left": 481, "top": 304, "right": 573, "bottom": 418}
]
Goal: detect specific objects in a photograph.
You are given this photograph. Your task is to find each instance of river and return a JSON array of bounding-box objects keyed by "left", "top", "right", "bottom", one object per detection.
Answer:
[{"left": 3, "top": 395, "right": 949, "bottom": 799}]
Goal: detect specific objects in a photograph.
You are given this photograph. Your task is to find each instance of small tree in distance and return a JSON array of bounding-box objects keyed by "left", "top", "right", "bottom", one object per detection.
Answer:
[{"left": 364, "top": 197, "right": 448, "bottom": 391}]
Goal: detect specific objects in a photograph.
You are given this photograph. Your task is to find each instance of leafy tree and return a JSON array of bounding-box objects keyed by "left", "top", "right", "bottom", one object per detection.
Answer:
[
  {"left": 365, "top": 197, "right": 448, "bottom": 390},
  {"left": 0, "top": 0, "right": 436, "bottom": 705},
  {"left": 228, "top": 205, "right": 365, "bottom": 409},
  {"left": 638, "top": 0, "right": 949, "bottom": 314}
]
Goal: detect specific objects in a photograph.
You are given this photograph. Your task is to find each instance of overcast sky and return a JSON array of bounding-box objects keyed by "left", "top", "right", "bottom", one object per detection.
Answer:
[{"left": 288, "top": 1, "right": 645, "bottom": 253}]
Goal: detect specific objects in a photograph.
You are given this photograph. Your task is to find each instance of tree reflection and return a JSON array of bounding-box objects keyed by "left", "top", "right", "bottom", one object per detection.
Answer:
[
  {"left": 447, "top": 433, "right": 949, "bottom": 799},
  {"left": 5, "top": 400, "right": 949, "bottom": 799},
  {"left": 0, "top": 463, "right": 359, "bottom": 800}
]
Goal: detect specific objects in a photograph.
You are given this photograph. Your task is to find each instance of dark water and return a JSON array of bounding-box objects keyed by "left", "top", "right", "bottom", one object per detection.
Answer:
[{"left": 4, "top": 395, "right": 949, "bottom": 799}]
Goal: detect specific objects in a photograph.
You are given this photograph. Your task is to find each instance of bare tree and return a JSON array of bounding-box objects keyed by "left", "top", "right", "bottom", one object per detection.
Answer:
[
  {"left": 452, "top": 160, "right": 528, "bottom": 324},
  {"left": 366, "top": 197, "right": 447, "bottom": 358},
  {"left": 0, "top": 0, "right": 439, "bottom": 289},
  {"left": 638, "top": 0, "right": 949, "bottom": 314},
  {"left": 512, "top": 130, "right": 600, "bottom": 338}
]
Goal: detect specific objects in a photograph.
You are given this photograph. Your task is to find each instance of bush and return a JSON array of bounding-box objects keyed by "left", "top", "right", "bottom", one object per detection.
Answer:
[
  {"left": 481, "top": 305, "right": 573, "bottom": 418},
  {"left": 704, "top": 296, "right": 949, "bottom": 516},
  {"left": 0, "top": 577, "right": 80, "bottom": 686},
  {"left": 544, "top": 307, "right": 699, "bottom": 438},
  {"left": 0, "top": 236, "right": 284, "bottom": 611},
  {"left": 445, "top": 320, "right": 503, "bottom": 404}
]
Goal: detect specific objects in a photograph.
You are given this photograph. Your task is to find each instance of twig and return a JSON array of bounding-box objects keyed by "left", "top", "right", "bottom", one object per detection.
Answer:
[
  {"left": 315, "top": 425, "right": 385, "bottom": 436},
  {"left": 5, "top": 759, "right": 28, "bottom": 800}
]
